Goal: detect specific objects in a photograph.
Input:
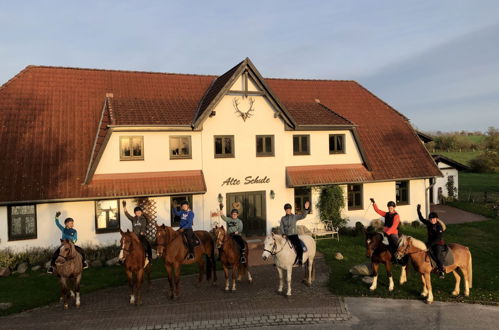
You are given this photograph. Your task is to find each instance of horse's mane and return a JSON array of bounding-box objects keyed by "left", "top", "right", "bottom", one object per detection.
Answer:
[{"left": 400, "top": 235, "right": 427, "bottom": 251}]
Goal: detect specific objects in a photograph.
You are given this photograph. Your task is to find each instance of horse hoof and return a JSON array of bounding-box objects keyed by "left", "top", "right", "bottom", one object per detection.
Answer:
[
  {"left": 421, "top": 293, "right": 428, "bottom": 297},
  {"left": 64, "top": 304, "right": 69, "bottom": 310},
  {"left": 425, "top": 300, "right": 433, "bottom": 305},
  {"left": 369, "top": 287, "right": 376, "bottom": 291},
  {"left": 451, "top": 291, "right": 459, "bottom": 296},
  {"left": 76, "top": 303, "right": 80, "bottom": 308},
  {"left": 388, "top": 287, "right": 394, "bottom": 292},
  {"left": 464, "top": 292, "right": 470, "bottom": 297}
]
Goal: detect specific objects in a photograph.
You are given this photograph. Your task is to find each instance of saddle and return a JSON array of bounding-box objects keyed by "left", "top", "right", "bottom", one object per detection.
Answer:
[
  {"left": 286, "top": 238, "right": 308, "bottom": 253},
  {"left": 182, "top": 232, "right": 201, "bottom": 248},
  {"left": 428, "top": 245, "right": 454, "bottom": 268}
]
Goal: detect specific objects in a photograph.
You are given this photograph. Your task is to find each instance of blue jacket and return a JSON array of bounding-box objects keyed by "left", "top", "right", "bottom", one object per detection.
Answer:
[
  {"left": 173, "top": 209, "right": 194, "bottom": 229},
  {"left": 55, "top": 217, "right": 78, "bottom": 243}
]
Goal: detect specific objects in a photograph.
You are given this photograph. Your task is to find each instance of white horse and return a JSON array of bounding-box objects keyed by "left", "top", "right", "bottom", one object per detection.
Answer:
[{"left": 261, "top": 233, "right": 316, "bottom": 296}]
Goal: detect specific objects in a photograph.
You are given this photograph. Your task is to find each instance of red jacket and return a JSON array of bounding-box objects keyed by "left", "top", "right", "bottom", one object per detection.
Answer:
[{"left": 373, "top": 204, "right": 400, "bottom": 235}]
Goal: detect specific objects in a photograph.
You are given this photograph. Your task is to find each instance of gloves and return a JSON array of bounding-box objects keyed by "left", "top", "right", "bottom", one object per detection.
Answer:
[
  {"left": 417, "top": 204, "right": 421, "bottom": 211},
  {"left": 122, "top": 200, "right": 126, "bottom": 207},
  {"left": 369, "top": 198, "right": 375, "bottom": 204},
  {"left": 55, "top": 211, "right": 61, "bottom": 218}
]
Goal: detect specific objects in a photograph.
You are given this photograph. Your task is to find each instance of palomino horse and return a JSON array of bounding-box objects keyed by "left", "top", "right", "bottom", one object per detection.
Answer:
[
  {"left": 155, "top": 225, "right": 216, "bottom": 299},
  {"left": 54, "top": 239, "right": 83, "bottom": 309},
  {"left": 261, "top": 233, "right": 316, "bottom": 297},
  {"left": 118, "top": 230, "right": 152, "bottom": 305},
  {"left": 396, "top": 235, "right": 473, "bottom": 304},
  {"left": 365, "top": 232, "right": 409, "bottom": 292},
  {"left": 214, "top": 226, "right": 253, "bottom": 291}
]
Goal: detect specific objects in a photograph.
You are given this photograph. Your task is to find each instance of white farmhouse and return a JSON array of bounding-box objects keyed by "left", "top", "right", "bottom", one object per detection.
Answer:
[
  {"left": 431, "top": 155, "right": 469, "bottom": 204},
  {"left": 0, "top": 58, "right": 441, "bottom": 250}
]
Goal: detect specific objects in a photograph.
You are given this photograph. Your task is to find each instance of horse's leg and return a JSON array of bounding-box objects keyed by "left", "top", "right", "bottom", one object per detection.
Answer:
[
  {"left": 247, "top": 266, "right": 253, "bottom": 284},
  {"left": 75, "top": 273, "right": 82, "bottom": 308},
  {"left": 460, "top": 266, "right": 470, "bottom": 297},
  {"left": 420, "top": 274, "right": 428, "bottom": 297},
  {"left": 165, "top": 263, "right": 175, "bottom": 300},
  {"left": 399, "top": 264, "right": 407, "bottom": 285},
  {"left": 126, "top": 270, "right": 135, "bottom": 304},
  {"left": 276, "top": 266, "right": 284, "bottom": 293},
  {"left": 286, "top": 266, "right": 293, "bottom": 296},
  {"left": 451, "top": 270, "right": 461, "bottom": 296},
  {"left": 386, "top": 262, "right": 394, "bottom": 292},
  {"left": 61, "top": 277, "right": 71, "bottom": 310},
  {"left": 136, "top": 268, "right": 144, "bottom": 305},
  {"left": 424, "top": 272, "right": 434, "bottom": 304},
  {"left": 369, "top": 262, "right": 379, "bottom": 291},
  {"left": 197, "top": 257, "right": 205, "bottom": 283},
  {"left": 173, "top": 262, "right": 181, "bottom": 298},
  {"left": 231, "top": 264, "right": 238, "bottom": 291},
  {"left": 223, "top": 265, "right": 230, "bottom": 291}
]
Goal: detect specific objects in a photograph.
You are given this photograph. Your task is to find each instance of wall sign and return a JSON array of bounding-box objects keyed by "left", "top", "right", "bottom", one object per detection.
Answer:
[{"left": 221, "top": 176, "right": 270, "bottom": 186}]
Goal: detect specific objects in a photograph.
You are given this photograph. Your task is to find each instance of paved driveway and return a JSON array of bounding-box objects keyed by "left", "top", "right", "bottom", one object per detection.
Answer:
[{"left": 430, "top": 205, "right": 489, "bottom": 224}]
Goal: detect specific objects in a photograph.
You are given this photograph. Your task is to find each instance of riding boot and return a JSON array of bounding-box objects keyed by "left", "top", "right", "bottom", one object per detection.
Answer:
[{"left": 240, "top": 248, "right": 247, "bottom": 264}]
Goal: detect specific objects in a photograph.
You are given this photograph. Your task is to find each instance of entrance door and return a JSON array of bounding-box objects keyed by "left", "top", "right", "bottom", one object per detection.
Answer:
[{"left": 226, "top": 191, "right": 266, "bottom": 236}]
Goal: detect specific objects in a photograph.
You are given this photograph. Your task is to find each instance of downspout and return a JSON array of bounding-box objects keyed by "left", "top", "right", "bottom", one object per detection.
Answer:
[{"left": 425, "top": 178, "right": 436, "bottom": 216}]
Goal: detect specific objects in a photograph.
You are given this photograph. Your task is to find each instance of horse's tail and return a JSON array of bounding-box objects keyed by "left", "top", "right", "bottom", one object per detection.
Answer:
[{"left": 468, "top": 250, "right": 473, "bottom": 289}]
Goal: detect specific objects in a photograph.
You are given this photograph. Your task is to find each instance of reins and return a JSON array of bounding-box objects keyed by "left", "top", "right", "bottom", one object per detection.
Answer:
[{"left": 264, "top": 237, "right": 286, "bottom": 256}]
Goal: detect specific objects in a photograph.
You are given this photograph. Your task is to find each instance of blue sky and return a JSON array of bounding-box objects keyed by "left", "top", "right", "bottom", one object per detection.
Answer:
[{"left": 1, "top": 0, "right": 498, "bottom": 131}]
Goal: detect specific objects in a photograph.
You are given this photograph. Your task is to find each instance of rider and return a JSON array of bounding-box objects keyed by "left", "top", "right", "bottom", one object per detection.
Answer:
[
  {"left": 280, "top": 200, "right": 310, "bottom": 266},
  {"left": 173, "top": 200, "right": 195, "bottom": 260},
  {"left": 47, "top": 212, "right": 88, "bottom": 274},
  {"left": 417, "top": 204, "right": 446, "bottom": 278},
  {"left": 122, "top": 201, "right": 153, "bottom": 267},
  {"left": 220, "top": 208, "right": 247, "bottom": 264},
  {"left": 370, "top": 198, "right": 400, "bottom": 261}
]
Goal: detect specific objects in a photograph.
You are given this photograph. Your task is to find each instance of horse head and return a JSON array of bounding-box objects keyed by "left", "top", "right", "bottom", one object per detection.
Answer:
[
  {"left": 155, "top": 224, "right": 171, "bottom": 258},
  {"left": 262, "top": 232, "right": 281, "bottom": 261},
  {"left": 55, "top": 239, "right": 76, "bottom": 265},
  {"left": 365, "top": 231, "right": 383, "bottom": 258},
  {"left": 214, "top": 225, "right": 226, "bottom": 249},
  {"left": 395, "top": 235, "right": 410, "bottom": 259},
  {"left": 118, "top": 229, "right": 135, "bottom": 263}
]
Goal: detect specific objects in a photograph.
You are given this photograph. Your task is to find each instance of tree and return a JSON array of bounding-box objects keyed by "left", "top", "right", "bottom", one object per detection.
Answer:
[{"left": 316, "top": 185, "right": 347, "bottom": 228}]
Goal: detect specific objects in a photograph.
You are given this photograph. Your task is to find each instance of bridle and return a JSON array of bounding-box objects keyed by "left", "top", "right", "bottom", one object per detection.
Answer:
[
  {"left": 215, "top": 228, "right": 227, "bottom": 248},
  {"left": 56, "top": 244, "right": 75, "bottom": 263},
  {"left": 263, "top": 237, "right": 285, "bottom": 256}
]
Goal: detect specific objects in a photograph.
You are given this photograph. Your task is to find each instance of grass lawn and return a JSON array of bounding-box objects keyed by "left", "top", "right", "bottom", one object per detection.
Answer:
[
  {"left": 459, "top": 172, "right": 499, "bottom": 194},
  {"left": 437, "top": 151, "right": 481, "bottom": 166},
  {"left": 317, "top": 219, "right": 499, "bottom": 304},
  {"left": 0, "top": 259, "right": 202, "bottom": 316}
]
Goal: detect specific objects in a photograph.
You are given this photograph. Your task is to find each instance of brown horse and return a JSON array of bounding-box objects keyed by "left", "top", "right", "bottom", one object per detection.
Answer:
[
  {"left": 54, "top": 239, "right": 83, "bottom": 309},
  {"left": 155, "top": 225, "right": 216, "bottom": 299},
  {"left": 118, "top": 230, "right": 152, "bottom": 305},
  {"left": 365, "top": 232, "right": 409, "bottom": 292},
  {"left": 214, "top": 226, "right": 253, "bottom": 291},
  {"left": 396, "top": 235, "right": 473, "bottom": 304}
]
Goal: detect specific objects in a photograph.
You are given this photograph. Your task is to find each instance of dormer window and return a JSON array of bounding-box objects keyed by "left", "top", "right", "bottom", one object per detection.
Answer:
[
  {"left": 329, "top": 134, "right": 345, "bottom": 154},
  {"left": 120, "top": 136, "right": 144, "bottom": 161}
]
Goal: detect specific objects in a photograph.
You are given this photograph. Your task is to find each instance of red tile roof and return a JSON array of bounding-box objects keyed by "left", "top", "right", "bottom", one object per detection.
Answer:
[
  {"left": 0, "top": 62, "right": 441, "bottom": 204},
  {"left": 286, "top": 164, "right": 374, "bottom": 187}
]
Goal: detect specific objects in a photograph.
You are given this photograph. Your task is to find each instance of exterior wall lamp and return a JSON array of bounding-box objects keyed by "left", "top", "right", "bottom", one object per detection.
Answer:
[
  {"left": 217, "top": 193, "right": 224, "bottom": 210},
  {"left": 270, "top": 190, "right": 275, "bottom": 199}
]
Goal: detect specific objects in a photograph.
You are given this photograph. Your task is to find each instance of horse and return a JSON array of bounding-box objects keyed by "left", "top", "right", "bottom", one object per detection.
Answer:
[
  {"left": 365, "top": 231, "right": 409, "bottom": 292},
  {"left": 118, "top": 229, "right": 152, "bottom": 305},
  {"left": 261, "top": 233, "right": 316, "bottom": 297},
  {"left": 155, "top": 224, "right": 216, "bottom": 299},
  {"left": 396, "top": 235, "right": 473, "bottom": 304},
  {"left": 214, "top": 226, "right": 253, "bottom": 291},
  {"left": 53, "top": 239, "right": 83, "bottom": 309}
]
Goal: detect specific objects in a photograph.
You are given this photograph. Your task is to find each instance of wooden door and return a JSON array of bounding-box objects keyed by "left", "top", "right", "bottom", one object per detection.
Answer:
[{"left": 226, "top": 190, "right": 266, "bottom": 236}]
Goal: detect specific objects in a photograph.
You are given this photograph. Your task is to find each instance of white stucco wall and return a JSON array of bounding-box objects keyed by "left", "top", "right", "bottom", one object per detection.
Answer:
[{"left": 432, "top": 162, "right": 459, "bottom": 204}]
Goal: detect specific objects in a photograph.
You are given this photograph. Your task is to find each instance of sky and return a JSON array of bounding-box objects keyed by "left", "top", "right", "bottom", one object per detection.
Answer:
[{"left": 1, "top": 0, "right": 498, "bottom": 132}]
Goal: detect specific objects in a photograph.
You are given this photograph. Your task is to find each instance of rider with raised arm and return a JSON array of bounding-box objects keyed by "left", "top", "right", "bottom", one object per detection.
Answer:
[
  {"left": 173, "top": 200, "right": 195, "bottom": 260},
  {"left": 122, "top": 201, "right": 153, "bottom": 267},
  {"left": 370, "top": 198, "right": 400, "bottom": 260},
  {"left": 417, "top": 204, "right": 446, "bottom": 278},
  {"left": 219, "top": 208, "right": 247, "bottom": 264},
  {"left": 280, "top": 200, "right": 310, "bottom": 266}
]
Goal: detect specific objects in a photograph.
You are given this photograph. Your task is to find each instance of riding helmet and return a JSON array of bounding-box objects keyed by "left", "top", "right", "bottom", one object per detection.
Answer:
[
  {"left": 231, "top": 209, "right": 239, "bottom": 214},
  {"left": 64, "top": 217, "right": 74, "bottom": 224},
  {"left": 180, "top": 200, "right": 189, "bottom": 206},
  {"left": 284, "top": 203, "right": 292, "bottom": 210},
  {"left": 387, "top": 201, "right": 396, "bottom": 207},
  {"left": 428, "top": 212, "right": 439, "bottom": 219},
  {"left": 133, "top": 206, "right": 143, "bottom": 213}
]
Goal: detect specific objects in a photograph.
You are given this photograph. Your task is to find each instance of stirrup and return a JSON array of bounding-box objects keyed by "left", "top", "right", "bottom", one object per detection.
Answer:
[
  {"left": 47, "top": 266, "right": 54, "bottom": 274},
  {"left": 240, "top": 256, "right": 247, "bottom": 264}
]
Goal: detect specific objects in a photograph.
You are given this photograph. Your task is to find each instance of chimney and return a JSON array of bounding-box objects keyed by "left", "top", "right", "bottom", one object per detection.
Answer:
[{"left": 106, "top": 93, "right": 114, "bottom": 98}]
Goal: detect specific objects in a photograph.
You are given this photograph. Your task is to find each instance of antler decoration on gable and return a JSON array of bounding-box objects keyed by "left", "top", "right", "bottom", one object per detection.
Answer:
[{"left": 233, "top": 97, "right": 255, "bottom": 122}]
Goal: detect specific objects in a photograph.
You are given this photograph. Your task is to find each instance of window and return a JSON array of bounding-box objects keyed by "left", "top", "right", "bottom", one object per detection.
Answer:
[
  {"left": 8, "top": 205, "right": 37, "bottom": 240},
  {"left": 256, "top": 135, "right": 274, "bottom": 157},
  {"left": 170, "top": 136, "right": 192, "bottom": 159},
  {"left": 293, "top": 135, "right": 310, "bottom": 155},
  {"left": 171, "top": 195, "right": 193, "bottom": 227},
  {"left": 348, "top": 184, "right": 363, "bottom": 210},
  {"left": 214, "top": 135, "right": 235, "bottom": 158},
  {"left": 396, "top": 181, "right": 410, "bottom": 205},
  {"left": 120, "top": 136, "right": 144, "bottom": 160},
  {"left": 329, "top": 134, "right": 345, "bottom": 154},
  {"left": 95, "top": 200, "right": 120, "bottom": 233},
  {"left": 294, "top": 187, "right": 312, "bottom": 214}
]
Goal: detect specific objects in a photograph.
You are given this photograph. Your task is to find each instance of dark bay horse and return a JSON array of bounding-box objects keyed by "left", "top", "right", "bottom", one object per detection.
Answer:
[
  {"left": 214, "top": 226, "right": 252, "bottom": 291},
  {"left": 396, "top": 235, "right": 472, "bottom": 304},
  {"left": 54, "top": 239, "right": 83, "bottom": 309},
  {"left": 365, "top": 231, "right": 409, "bottom": 292},
  {"left": 119, "top": 230, "right": 152, "bottom": 305},
  {"left": 155, "top": 224, "right": 216, "bottom": 299}
]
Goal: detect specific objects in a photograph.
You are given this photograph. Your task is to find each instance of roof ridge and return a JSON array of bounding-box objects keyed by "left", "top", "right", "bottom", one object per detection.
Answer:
[
  {"left": 23, "top": 65, "right": 218, "bottom": 78},
  {"left": 266, "top": 77, "right": 357, "bottom": 82}
]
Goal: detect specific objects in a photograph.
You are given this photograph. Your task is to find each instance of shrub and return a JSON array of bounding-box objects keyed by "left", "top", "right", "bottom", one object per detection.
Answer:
[
  {"left": 0, "top": 249, "right": 16, "bottom": 269},
  {"left": 411, "top": 220, "right": 421, "bottom": 228},
  {"left": 469, "top": 151, "right": 499, "bottom": 173},
  {"left": 354, "top": 221, "right": 365, "bottom": 234},
  {"left": 316, "top": 185, "right": 347, "bottom": 228},
  {"left": 338, "top": 226, "right": 357, "bottom": 236},
  {"left": 370, "top": 218, "right": 384, "bottom": 230},
  {"left": 82, "top": 243, "right": 121, "bottom": 262}
]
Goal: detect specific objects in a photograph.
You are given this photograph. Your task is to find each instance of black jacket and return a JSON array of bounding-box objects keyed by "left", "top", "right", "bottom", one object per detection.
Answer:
[{"left": 417, "top": 209, "right": 444, "bottom": 246}]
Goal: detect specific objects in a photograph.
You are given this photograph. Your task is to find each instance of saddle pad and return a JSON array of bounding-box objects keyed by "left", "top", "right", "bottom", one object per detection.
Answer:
[
  {"left": 183, "top": 232, "right": 201, "bottom": 248},
  {"left": 429, "top": 246, "right": 454, "bottom": 268},
  {"left": 300, "top": 240, "right": 308, "bottom": 253}
]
